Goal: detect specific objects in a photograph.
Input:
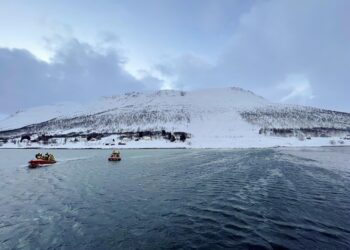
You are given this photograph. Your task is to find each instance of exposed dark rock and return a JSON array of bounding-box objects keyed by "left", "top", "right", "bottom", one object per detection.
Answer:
[{"left": 20, "top": 135, "right": 31, "bottom": 142}]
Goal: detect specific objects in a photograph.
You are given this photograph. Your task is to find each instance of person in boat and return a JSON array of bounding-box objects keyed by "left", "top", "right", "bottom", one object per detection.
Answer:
[
  {"left": 111, "top": 150, "right": 120, "bottom": 158},
  {"left": 35, "top": 153, "right": 43, "bottom": 159},
  {"left": 108, "top": 150, "right": 121, "bottom": 161},
  {"left": 111, "top": 149, "right": 120, "bottom": 158},
  {"left": 44, "top": 153, "right": 49, "bottom": 160}
]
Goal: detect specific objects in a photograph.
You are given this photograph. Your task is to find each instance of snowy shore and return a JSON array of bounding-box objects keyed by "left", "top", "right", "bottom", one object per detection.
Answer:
[{"left": 1, "top": 135, "right": 349, "bottom": 149}]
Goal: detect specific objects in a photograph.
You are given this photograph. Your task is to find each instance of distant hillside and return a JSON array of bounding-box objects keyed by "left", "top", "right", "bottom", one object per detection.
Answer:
[{"left": 0, "top": 87, "right": 349, "bottom": 148}]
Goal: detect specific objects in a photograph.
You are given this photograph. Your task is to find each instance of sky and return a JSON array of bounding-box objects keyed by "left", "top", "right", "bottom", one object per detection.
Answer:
[{"left": 0, "top": 0, "right": 349, "bottom": 117}]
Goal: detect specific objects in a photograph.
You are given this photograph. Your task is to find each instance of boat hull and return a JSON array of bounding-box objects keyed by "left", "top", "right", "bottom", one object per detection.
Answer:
[
  {"left": 108, "top": 157, "right": 121, "bottom": 161},
  {"left": 28, "top": 159, "right": 56, "bottom": 168}
]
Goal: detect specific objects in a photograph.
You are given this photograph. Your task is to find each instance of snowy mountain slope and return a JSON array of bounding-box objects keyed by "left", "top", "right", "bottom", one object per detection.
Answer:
[
  {"left": 240, "top": 105, "right": 350, "bottom": 129},
  {"left": 0, "top": 87, "right": 350, "bottom": 148},
  {"left": 0, "top": 87, "right": 266, "bottom": 131},
  {"left": 0, "top": 102, "right": 84, "bottom": 130},
  {"left": 0, "top": 87, "right": 268, "bottom": 132}
]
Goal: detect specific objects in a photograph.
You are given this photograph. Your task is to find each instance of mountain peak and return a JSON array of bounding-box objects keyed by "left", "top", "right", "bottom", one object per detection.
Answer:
[{"left": 0, "top": 85, "right": 350, "bottom": 148}]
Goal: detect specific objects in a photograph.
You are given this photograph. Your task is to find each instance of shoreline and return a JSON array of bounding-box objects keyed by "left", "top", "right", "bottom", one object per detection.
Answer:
[
  {"left": 1, "top": 135, "right": 349, "bottom": 150},
  {"left": 0, "top": 145, "right": 349, "bottom": 150}
]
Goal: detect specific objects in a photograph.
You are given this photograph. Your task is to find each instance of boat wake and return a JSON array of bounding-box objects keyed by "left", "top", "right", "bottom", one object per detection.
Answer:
[{"left": 58, "top": 156, "right": 93, "bottom": 163}]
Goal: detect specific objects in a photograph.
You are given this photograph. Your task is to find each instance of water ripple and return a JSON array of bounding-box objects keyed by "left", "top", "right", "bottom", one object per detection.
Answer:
[{"left": 0, "top": 148, "right": 350, "bottom": 249}]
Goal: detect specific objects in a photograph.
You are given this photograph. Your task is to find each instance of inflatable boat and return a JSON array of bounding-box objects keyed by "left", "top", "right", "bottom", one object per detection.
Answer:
[{"left": 28, "top": 159, "right": 56, "bottom": 168}]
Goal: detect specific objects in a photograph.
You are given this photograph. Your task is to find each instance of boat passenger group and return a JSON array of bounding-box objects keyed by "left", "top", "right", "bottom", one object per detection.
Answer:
[{"left": 28, "top": 150, "right": 121, "bottom": 168}]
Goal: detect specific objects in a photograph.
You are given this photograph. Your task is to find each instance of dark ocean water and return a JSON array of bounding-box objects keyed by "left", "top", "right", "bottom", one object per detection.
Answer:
[{"left": 0, "top": 148, "right": 350, "bottom": 249}]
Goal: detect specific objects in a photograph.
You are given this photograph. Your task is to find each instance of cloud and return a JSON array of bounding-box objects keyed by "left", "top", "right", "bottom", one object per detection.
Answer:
[
  {"left": 0, "top": 38, "right": 162, "bottom": 113},
  {"left": 279, "top": 74, "right": 314, "bottom": 105},
  {"left": 97, "top": 31, "right": 120, "bottom": 45},
  {"left": 1, "top": 0, "right": 349, "bottom": 113},
  {"left": 155, "top": 54, "right": 216, "bottom": 89},
  {"left": 155, "top": 0, "right": 350, "bottom": 111}
]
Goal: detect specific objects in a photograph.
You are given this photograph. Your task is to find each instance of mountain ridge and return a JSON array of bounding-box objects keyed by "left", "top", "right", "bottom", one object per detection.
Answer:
[{"left": 0, "top": 87, "right": 349, "bottom": 148}]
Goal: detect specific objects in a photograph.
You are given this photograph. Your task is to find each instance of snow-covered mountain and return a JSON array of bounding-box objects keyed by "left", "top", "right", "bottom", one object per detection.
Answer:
[{"left": 0, "top": 87, "right": 350, "bottom": 148}]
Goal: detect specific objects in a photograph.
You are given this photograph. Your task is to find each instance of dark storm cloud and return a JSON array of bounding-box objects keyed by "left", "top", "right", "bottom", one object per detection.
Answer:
[
  {"left": 0, "top": 39, "right": 161, "bottom": 113},
  {"left": 156, "top": 0, "right": 350, "bottom": 111}
]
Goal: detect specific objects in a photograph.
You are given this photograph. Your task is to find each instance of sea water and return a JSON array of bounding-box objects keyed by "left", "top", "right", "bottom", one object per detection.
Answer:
[{"left": 0, "top": 148, "right": 349, "bottom": 249}]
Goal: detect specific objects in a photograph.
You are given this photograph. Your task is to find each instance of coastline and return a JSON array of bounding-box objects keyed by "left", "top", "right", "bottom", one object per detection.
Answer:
[
  {"left": 1, "top": 134, "right": 349, "bottom": 150},
  {"left": 1, "top": 145, "right": 349, "bottom": 150}
]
